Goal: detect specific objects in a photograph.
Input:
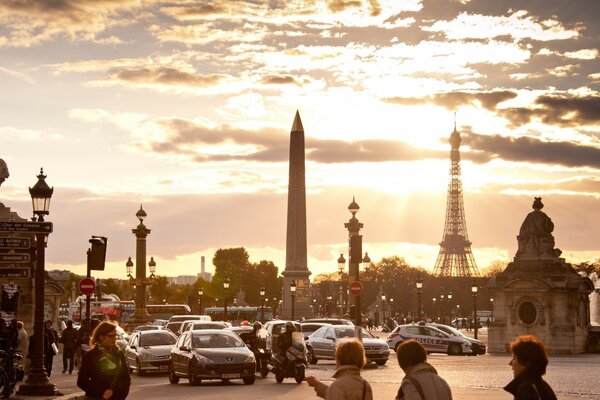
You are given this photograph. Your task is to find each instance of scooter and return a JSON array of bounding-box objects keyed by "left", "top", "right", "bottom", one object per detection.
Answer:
[{"left": 270, "top": 332, "right": 307, "bottom": 384}]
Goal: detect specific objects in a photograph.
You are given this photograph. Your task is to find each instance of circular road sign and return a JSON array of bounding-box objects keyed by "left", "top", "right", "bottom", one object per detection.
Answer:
[
  {"left": 349, "top": 281, "right": 363, "bottom": 296},
  {"left": 79, "top": 277, "right": 96, "bottom": 296}
]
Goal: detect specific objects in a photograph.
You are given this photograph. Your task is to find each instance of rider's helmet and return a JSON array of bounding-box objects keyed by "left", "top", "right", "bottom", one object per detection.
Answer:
[
  {"left": 240, "top": 320, "right": 250, "bottom": 326},
  {"left": 252, "top": 321, "right": 262, "bottom": 331},
  {"left": 285, "top": 321, "right": 295, "bottom": 333}
]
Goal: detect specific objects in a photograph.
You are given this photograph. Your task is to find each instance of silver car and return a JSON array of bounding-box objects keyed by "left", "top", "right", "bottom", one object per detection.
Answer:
[
  {"left": 305, "top": 325, "right": 390, "bottom": 365},
  {"left": 125, "top": 330, "right": 178, "bottom": 375}
]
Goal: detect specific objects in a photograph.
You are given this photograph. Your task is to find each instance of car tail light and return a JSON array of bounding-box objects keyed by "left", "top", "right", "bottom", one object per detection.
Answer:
[{"left": 387, "top": 333, "right": 399, "bottom": 340}]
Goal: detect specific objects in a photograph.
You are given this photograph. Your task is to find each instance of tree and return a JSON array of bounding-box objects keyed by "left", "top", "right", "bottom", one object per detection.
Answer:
[
  {"left": 211, "top": 247, "right": 251, "bottom": 300},
  {"left": 573, "top": 261, "right": 600, "bottom": 276},
  {"left": 481, "top": 260, "right": 507, "bottom": 277},
  {"left": 240, "top": 260, "right": 282, "bottom": 306}
]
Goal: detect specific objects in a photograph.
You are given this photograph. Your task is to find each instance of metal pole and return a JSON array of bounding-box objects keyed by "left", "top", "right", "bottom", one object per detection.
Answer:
[
  {"left": 261, "top": 297, "right": 264, "bottom": 323},
  {"left": 417, "top": 290, "right": 422, "bottom": 321},
  {"left": 291, "top": 293, "right": 295, "bottom": 320},
  {"left": 473, "top": 293, "right": 478, "bottom": 339}
]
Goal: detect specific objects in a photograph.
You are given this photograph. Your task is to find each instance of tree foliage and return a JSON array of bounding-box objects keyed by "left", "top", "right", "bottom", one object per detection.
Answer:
[{"left": 573, "top": 260, "right": 600, "bottom": 276}]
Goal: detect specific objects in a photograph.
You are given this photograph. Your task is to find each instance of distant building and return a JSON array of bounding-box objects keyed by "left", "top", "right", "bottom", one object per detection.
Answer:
[
  {"left": 198, "top": 255, "right": 212, "bottom": 282},
  {"left": 166, "top": 276, "right": 197, "bottom": 285}
]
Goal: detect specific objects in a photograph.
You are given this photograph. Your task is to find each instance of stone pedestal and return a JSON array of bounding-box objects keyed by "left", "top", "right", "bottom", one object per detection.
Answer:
[{"left": 281, "top": 272, "right": 311, "bottom": 320}]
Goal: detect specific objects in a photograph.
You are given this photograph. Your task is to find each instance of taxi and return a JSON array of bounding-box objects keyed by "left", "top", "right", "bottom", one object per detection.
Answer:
[{"left": 386, "top": 323, "right": 472, "bottom": 355}]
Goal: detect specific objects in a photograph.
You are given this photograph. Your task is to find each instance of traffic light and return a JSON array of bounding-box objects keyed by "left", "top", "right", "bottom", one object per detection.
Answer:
[{"left": 88, "top": 236, "right": 107, "bottom": 271}]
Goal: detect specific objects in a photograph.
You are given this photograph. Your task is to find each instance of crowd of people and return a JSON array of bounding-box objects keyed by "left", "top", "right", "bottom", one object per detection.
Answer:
[{"left": 13, "top": 318, "right": 556, "bottom": 400}]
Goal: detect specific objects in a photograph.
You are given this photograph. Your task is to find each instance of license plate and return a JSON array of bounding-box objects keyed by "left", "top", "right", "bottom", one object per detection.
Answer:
[
  {"left": 222, "top": 373, "right": 239, "bottom": 379},
  {"left": 159, "top": 365, "right": 169, "bottom": 370}
]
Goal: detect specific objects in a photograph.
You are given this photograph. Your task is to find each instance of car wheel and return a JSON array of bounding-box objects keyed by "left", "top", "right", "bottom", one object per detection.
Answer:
[
  {"left": 275, "top": 373, "right": 284, "bottom": 383},
  {"left": 394, "top": 342, "right": 404, "bottom": 353},
  {"left": 136, "top": 359, "right": 145, "bottom": 376},
  {"left": 187, "top": 363, "right": 201, "bottom": 386},
  {"left": 168, "top": 363, "right": 179, "bottom": 384},
  {"left": 447, "top": 344, "right": 462, "bottom": 356},
  {"left": 307, "top": 347, "right": 318, "bottom": 365},
  {"left": 375, "top": 360, "right": 387, "bottom": 366},
  {"left": 260, "top": 363, "right": 269, "bottom": 378},
  {"left": 243, "top": 376, "right": 255, "bottom": 385}
]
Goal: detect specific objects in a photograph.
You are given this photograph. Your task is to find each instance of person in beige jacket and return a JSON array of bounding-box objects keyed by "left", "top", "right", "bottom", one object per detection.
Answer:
[{"left": 305, "top": 339, "right": 373, "bottom": 400}]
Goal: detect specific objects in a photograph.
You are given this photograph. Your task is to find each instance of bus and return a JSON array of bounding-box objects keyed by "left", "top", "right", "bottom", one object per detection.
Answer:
[
  {"left": 146, "top": 304, "right": 191, "bottom": 320},
  {"left": 204, "top": 306, "right": 273, "bottom": 324}
]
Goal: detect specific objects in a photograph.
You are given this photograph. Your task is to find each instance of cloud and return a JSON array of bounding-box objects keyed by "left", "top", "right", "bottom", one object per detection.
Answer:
[
  {"left": 383, "top": 90, "right": 517, "bottom": 110},
  {"left": 564, "top": 49, "right": 599, "bottom": 60},
  {"left": 260, "top": 74, "right": 306, "bottom": 86},
  {"left": 0, "top": 0, "right": 139, "bottom": 47},
  {"left": 498, "top": 95, "right": 600, "bottom": 127},
  {"left": 103, "top": 67, "right": 227, "bottom": 87},
  {"left": 464, "top": 133, "right": 600, "bottom": 169}
]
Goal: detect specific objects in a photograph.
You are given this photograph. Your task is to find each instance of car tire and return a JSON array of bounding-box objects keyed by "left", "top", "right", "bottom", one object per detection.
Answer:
[
  {"left": 168, "top": 363, "right": 179, "bottom": 384},
  {"left": 243, "top": 376, "right": 255, "bottom": 385},
  {"left": 136, "top": 359, "right": 145, "bottom": 376},
  {"left": 307, "top": 347, "right": 318, "bottom": 365},
  {"left": 188, "top": 363, "right": 201, "bottom": 386},
  {"left": 447, "top": 344, "right": 462, "bottom": 356},
  {"left": 375, "top": 360, "right": 387, "bottom": 366},
  {"left": 275, "top": 373, "right": 284, "bottom": 383}
]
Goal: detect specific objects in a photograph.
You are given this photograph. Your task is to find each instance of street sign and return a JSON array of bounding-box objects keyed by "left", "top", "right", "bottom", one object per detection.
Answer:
[
  {"left": 79, "top": 277, "right": 96, "bottom": 295},
  {"left": 0, "top": 253, "right": 30, "bottom": 263},
  {"left": 0, "top": 221, "right": 53, "bottom": 234},
  {"left": 349, "top": 281, "right": 363, "bottom": 296},
  {"left": 0, "top": 237, "right": 31, "bottom": 249},
  {"left": 0, "top": 268, "right": 30, "bottom": 279}
]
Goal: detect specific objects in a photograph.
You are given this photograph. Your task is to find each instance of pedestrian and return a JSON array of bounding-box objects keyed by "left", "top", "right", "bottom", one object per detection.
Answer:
[
  {"left": 305, "top": 339, "right": 373, "bottom": 400},
  {"left": 61, "top": 320, "right": 78, "bottom": 374},
  {"left": 504, "top": 335, "right": 557, "bottom": 400},
  {"left": 395, "top": 340, "right": 452, "bottom": 400},
  {"left": 77, "top": 321, "right": 131, "bottom": 400},
  {"left": 15, "top": 321, "right": 28, "bottom": 371},
  {"left": 43, "top": 320, "right": 59, "bottom": 377}
]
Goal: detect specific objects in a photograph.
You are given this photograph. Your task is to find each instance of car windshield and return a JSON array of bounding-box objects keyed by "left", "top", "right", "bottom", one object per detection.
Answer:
[
  {"left": 192, "top": 333, "right": 245, "bottom": 348},
  {"left": 334, "top": 327, "right": 375, "bottom": 339},
  {"left": 139, "top": 332, "right": 176, "bottom": 346},
  {"left": 438, "top": 325, "right": 463, "bottom": 337}
]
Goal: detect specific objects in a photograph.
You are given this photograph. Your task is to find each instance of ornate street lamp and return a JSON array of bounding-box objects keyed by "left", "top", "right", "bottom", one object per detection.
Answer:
[
  {"left": 389, "top": 297, "right": 394, "bottom": 318},
  {"left": 471, "top": 281, "right": 479, "bottom": 339},
  {"left": 381, "top": 294, "right": 386, "bottom": 325},
  {"left": 490, "top": 297, "right": 494, "bottom": 321},
  {"left": 439, "top": 293, "right": 445, "bottom": 323},
  {"left": 312, "top": 298, "right": 317, "bottom": 317},
  {"left": 337, "top": 254, "right": 345, "bottom": 317},
  {"left": 259, "top": 286, "right": 266, "bottom": 322},
  {"left": 290, "top": 280, "right": 297, "bottom": 320},
  {"left": 326, "top": 295, "right": 332, "bottom": 317},
  {"left": 198, "top": 288, "right": 204, "bottom": 314},
  {"left": 432, "top": 297, "right": 437, "bottom": 321},
  {"left": 344, "top": 197, "right": 365, "bottom": 330},
  {"left": 416, "top": 277, "right": 423, "bottom": 321},
  {"left": 223, "top": 278, "right": 230, "bottom": 322},
  {"left": 18, "top": 169, "right": 55, "bottom": 396}
]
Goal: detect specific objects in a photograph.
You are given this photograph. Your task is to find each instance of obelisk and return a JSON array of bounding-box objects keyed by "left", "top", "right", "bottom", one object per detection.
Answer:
[{"left": 281, "top": 111, "right": 311, "bottom": 320}]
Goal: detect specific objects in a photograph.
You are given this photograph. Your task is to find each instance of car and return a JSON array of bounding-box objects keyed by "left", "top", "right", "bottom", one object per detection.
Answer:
[
  {"left": 299, "top": 322, "right": 330, "bottom": 341},
  {"left": 263, "top": 320, "right": 302, "bottom": 353},
  {"left": 302, "top": 318, "right": 354, "bottom": 326},
  {"left": 133, "top": 325, "right": 165, "bottom": 332},
  {"left": 386, "top": 324, "right": 472, "bottom": 356},
  {"left": 125, "top": 330, "right": 178, "bottom": 375},
  {"left": 427, "top": 323, "right": 486, "bottom": 355},
  {"left": 168, "top": 329, "right": 256, "bottom": 386},
  {"left": 178, "top": 320, "right": 228, "bottom": 335},
  {"left": 116, "top": 325, "right": 129, "bottom": 351},
  {"left": 168, "top": 315, "right": 212, "bottom": 323},
  {"left": 152, "top": 319, "right": 168, "bottom": 327},
  {"left": 305, "top": 325, "right": 390, "bottom": 365}
]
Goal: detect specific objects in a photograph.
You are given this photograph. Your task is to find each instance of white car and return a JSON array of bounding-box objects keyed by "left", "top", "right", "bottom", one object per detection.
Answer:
[
  {"left": 263, "top": 320, "right": 302, "bottom": 353},
  {"left": 386, "top": 323, "right": 472, "bottom": 355}
]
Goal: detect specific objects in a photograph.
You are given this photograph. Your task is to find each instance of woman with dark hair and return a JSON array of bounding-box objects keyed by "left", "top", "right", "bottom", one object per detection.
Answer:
[
  {"left": 77, "top": 321, "right": 130, "bottom": 400},
  {"left": 305, "top": 339, "right": 373, "bottom": 400},
  {"left": 504, "top": 335, "right": 557, "bottom": 400}
]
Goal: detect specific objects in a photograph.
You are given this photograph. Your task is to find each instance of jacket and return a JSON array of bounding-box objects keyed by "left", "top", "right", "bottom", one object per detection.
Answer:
[
  {"left": 312, "top": 365, "right": 373, "bottom": 400},
  {"left": 77, "top": 345, "right": 131, "bottom": 400},
  {"left": 396, "top": 363, "right": 452, "bottom": 400},
  {"left": 61, "top": 327, "right": 78, "bottom": 351},
  {"left": 44, "top": 328, "right": 59, "bottom": 355},
  {"left": 504, "top": 372, "right": 557, "bottom": 400}
]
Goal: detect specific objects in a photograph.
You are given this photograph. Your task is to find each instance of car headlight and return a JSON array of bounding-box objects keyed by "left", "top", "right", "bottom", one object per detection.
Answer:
[
  {"left": 243, "top": 354, "right": 255, "bottom": 363},
  {"left": 195, "top": 354, "right": 213, "bottom": 364},
  {"left": 139, "top": 351, "right": 156, "bottom": 360}
]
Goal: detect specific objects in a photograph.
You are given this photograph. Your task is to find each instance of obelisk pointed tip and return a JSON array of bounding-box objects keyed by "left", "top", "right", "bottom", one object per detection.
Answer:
[{"left": 291, "top": 110, "right": 304, "bottom": 132}]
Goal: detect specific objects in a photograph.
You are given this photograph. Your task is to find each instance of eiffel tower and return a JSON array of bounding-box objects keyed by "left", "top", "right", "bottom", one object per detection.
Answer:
[{"left": 433, "top": 121, "right": 480, "bottom": 277}]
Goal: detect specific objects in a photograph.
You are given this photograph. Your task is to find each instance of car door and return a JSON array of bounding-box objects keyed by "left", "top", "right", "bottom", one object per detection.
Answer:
[
  {"left": 420, "top": 326, "right": 448, "bottom": 353},
  {"left": 125, "top": 333, "right": 139, "bottom": 367},
  {"left": 321, "top": 327, "right": 336, "bottom": 359},
  {"left": 308, "top": 327, "right": 324, "bottom": 356},
  {"left": 172, "top": 332, "right": 187, "bottom": 373}
]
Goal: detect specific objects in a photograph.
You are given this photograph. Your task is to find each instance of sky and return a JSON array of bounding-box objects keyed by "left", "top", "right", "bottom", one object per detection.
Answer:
[{"left": 0, "top": 0, "right": 599, "bottom": 280}]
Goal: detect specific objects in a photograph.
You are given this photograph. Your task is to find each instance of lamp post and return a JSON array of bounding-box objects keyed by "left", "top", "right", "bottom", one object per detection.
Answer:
[
  {"left": 223, "top": 278, "right": 230, "bottom": 322},
  {"left": 18, "top": 169, "right": 55, "bottom": 396},
  {"left": 416, "top": 277, "right": 423, "bottom": 321},
  {"left": 490, "top": 297, "right": 494, "bottom": 321},
  {"left": 447, "top": 291, "right": 453, "bottom": 323},
  {"left": 260, "top": 286, "right": 265, "bottom": 323},
  {"left": 198, "top": 288, "right": 204, "bottom": 314},
  {"left": 381, "top": 294, "right": 386, "bottom": 325},
  {"left": 439, "top": 293, "right": 445, "bottom": 324},
  {"left": 326, "top": 295, "right": 332, "bottom": 317},
  {"left": 344, "top": 197, "right": 365, "bottom": 329},
  {"left": 125, "top": 206, "right": 157, "bottom": 328},
  {"left": 312, "top": 298, "right": 317, "bottom": 317},
  {"left": 337, "top": 255, "right": 345, "bottom": 317},
  {"left": 272, "top": 297, "right": 277, "bottom": 317},
  {"left": 290, "top": 280, "right": 297, "bottom": 320},
  {"left": 432, "top": 297, "right": 437, "bottom": 322},
  {"left": 389, "top": 297, "right": 394, "bottom": 319},
  {"left": 471, "top": 281, "right": 478, "bottom": 339}
]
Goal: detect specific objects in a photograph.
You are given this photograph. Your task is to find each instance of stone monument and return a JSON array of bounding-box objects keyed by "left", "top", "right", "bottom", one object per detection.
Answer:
[{"left": 488, "top": 197, "right": 594, "bottom": 354}]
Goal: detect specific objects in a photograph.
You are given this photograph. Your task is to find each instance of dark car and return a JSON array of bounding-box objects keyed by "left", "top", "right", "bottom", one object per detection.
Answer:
[
  {"left": 125, "top": 330, "right": 178, "bottom": 375},
  {"left": 427, "top": 323, "right": 486, "bottom": 355},
  {"left": 168, "top": 329, "right": 256, "bottom": 386},
  {"left": 305, "top": 325, "right": 389, "bottom": 365}
]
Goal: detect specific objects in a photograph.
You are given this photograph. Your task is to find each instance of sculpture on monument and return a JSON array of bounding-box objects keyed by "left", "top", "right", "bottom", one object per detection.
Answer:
[
  {"left": 516, "top": 197, "right": 560, "bottom": 259},
  {"left": 0, "top": 159, "right": 9, "bottom": 187}
]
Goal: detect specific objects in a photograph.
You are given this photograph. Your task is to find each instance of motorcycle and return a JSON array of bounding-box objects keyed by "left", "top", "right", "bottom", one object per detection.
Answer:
[
  {"left": 250, "top": 329, "right": 270, "bottom": 378},
  {"left": 270, "top": 332, "right": 307, "bottom": 384},
  {"left": 0, "top": 348, "right": 24, "bottom": 398}
]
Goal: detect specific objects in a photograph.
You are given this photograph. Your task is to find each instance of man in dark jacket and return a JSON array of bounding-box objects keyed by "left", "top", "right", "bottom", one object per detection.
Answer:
[{"left": 61, "top": 320, "right": 78, "bottom": 374}]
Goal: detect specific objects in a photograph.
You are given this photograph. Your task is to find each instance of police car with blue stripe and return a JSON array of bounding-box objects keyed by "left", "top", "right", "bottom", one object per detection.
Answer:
[{"left": 386, "top": 323, "right": 472, "bottom": 355}]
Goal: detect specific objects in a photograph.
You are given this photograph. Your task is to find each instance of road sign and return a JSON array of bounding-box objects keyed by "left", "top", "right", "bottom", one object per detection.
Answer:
[
  {"left": 0, "top": 221, "right": 53, "bottom": 234},
  {"left": 79, "top": 277, "right": 96, "bottom": 295},
  {"left": 0, "top": 268, "right": 30, "bottom": 279},
  {"left": 0, "top": 253, "right": 30, "bottom": 263},
  {"left": 349, "top": 281, "right": 363, "bottom": 296},
  {"left": 0, "top": 237, "right": 31, "bottom": 249}
]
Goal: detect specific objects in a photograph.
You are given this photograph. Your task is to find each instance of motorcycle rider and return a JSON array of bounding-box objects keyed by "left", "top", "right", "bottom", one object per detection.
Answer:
[
  {"left": 276, "top": 321, "right": 296, "bottom": 370},
  {"left": 246, "top": 322, "right": 262, "bottom": 350}
]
